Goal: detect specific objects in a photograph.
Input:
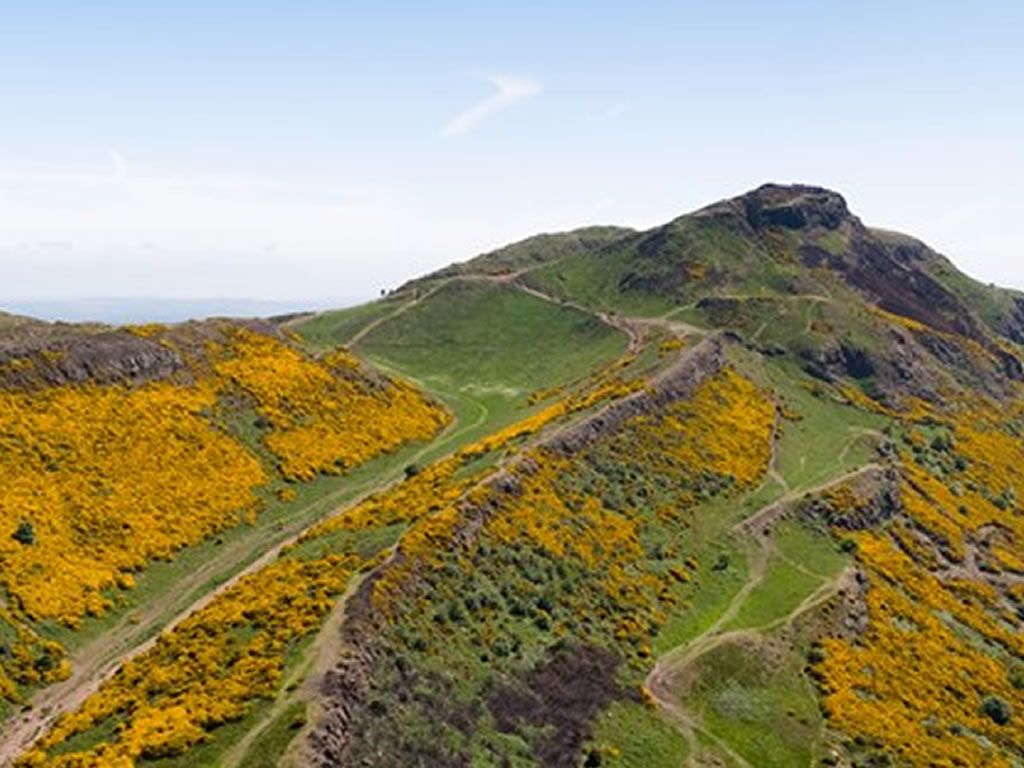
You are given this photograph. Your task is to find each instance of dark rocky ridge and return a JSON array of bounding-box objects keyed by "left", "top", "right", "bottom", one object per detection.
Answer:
[
  {"left": 0, "top": 326, "right": 185, "bottom": 389},
  {"left": 697, "top": 185, "right": 994, "bottom": 343},
  {"left": 0, "top": 317, "right": 285, "bottom": 390},
  {"left": 695, "top": 183, "right": 859, "bottom": 233}
]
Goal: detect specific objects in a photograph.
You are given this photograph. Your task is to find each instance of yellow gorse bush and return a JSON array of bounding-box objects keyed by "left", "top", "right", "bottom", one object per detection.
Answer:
[
  {"left": 214, "top": 332, "right": 448, "bottom": 480},
  {"left": 0, "top": 381, "right": 266, "bottom": 625},
  {"left": 817, "top": 398, "right": 1024, "bottom": 766},
  {"left": 0, "top": 326, "right": 447, "bottom": 702}
]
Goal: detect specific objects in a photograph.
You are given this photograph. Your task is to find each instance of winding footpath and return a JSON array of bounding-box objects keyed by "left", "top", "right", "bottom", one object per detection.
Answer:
[{"left": 644, "top": 452, "right": 872, "bottom": 767}]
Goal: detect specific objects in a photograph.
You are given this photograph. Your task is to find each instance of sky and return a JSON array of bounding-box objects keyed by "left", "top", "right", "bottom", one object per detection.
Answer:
[{"left": 2, "top": 1, "right": 1023, "bottom": 311}]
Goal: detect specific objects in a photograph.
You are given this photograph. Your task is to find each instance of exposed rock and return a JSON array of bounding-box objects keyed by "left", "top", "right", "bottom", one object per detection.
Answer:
[
  {"left": 0, "top": 330, "right": 185, "bottom": 389},
  {"left": 799, "top": 465, "right": 901, "bottom": 530},
  {"left": 547, "top": 334, "right": 725, "bottom": 456},
  {"left": 695, "top": 183, "right": 860, "bottom": 233},
  {"left": 741, "top": 184, "right": 855, "bottom": 231},
  {"left": 0, "top": 316, "right": 287, "bottom": 390}
]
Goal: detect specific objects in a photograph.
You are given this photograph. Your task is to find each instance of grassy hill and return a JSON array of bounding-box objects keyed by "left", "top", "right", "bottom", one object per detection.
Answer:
[{"left": 5, "top": 184, "right": 1024, "bottom": 768}]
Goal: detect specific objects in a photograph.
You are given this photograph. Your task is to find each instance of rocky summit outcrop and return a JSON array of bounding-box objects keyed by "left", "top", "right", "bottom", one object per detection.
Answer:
[{"left": 696, "top": 183, "right": 858, "bottom": 233}]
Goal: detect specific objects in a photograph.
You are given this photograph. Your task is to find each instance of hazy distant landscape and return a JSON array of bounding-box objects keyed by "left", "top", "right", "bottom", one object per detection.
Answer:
[{"left": 0, "top": 296, "right": 367, "bottom": 325}]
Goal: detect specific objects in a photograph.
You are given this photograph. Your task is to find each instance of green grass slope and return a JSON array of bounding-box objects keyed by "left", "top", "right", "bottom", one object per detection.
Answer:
[
  {"left": 295, "top": 279, "right": 630, "bottom": 457},
  {"left": 355, "top": 280, "right": 626, "bottom": 395}
]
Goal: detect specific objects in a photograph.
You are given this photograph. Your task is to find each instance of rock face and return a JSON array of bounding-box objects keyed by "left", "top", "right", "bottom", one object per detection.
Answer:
[
  {"left": 799, "top": 465, "right": 902, "bottom": 531},
  {"left": 693, "top": 183, "right": 860, "bottom": 235},
  {"left": 740, "top": 184, "right": 855, "bottom": 232},
  {"left": 0, "top": 316, "right": 286, "bottom": 390},
  {"left": 0, "top": 329, "right": 185, "bottom": 388},
  {"left": 308, "top": 573, "right": 384, "bottom": 768}
]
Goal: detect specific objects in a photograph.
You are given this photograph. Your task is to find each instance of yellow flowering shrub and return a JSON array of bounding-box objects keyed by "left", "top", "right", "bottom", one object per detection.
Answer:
[
  {"left": 214, "top": 332, "right": 448, "bottom": 480},
  {"left": 817, "top": 397, "right": 1024, "bottom": 766},
  {"left": 0, "top": 382, "right": 266, "bottom": 626},
  {"left": 0, "top": 606, "right": 70, "bottom": 697},
  {"left": 818, "top": 533, "right": 1024, "bottom": 766},
  {"left": 602, "top": 367, "right": 775, "bottom": 494},
  {"left": 19, "top": 554, "right": 356, "bottom": 767}
]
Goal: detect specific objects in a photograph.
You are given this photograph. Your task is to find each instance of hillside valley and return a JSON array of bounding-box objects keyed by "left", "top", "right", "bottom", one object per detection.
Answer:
[{"left": 2, "top": 184, "right": 1024, "bottom": 768}]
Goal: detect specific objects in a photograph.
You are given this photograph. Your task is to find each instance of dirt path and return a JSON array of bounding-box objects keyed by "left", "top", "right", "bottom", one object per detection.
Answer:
[
  {"left": 346, "top": 284, "right": 442, "bottom": 347},
  {"left": 219, "top": 543, "right": 402, "bottom": 768},
  {"left": 510, "top": 281, "right": 648, "bottom": 352},
  {"left": 0, "top": 421, "right": 461, "bottom": 767},
  {"left": 644, "top": 416, "right": 873, "bottom": 768},
  {"left": 644, "top": 552, "right": 852, "bottom": 768},
  {"left": 733, "top": 461, "right": 881, "bottom": 536},
  {"left": 643, "top": 531, "right": 772, "bottom": 768}
]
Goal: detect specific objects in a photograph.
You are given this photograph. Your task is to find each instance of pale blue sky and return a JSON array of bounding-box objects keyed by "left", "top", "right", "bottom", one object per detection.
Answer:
[{"left": 2, "top": 1, "right": 1022, "bottom": 304}]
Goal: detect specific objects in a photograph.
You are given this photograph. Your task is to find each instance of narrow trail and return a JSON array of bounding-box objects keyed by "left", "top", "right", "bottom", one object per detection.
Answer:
[
  {"left": 511, "top": 281, "right": 648, "bottom": 352},
  {"left": 347, "top": 270, "right": 525, "bottom": 348},
  {"left": 220, "top": 544, "right": 403, "bottom": 768},
  {"left": 645, "top": 554, "right": 853, "bottom": 768},
  {"left": 734, "top": 461, "right": 881, "bottom": 535},
  {"left": 346, "top": 284, "right": 442, "bottom": 347},
  {"left": 644, "top": 430, "right": 874, "bottom": 768}
]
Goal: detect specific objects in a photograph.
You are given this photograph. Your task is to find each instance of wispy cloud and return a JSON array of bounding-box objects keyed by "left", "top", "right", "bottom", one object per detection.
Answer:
[
  {"left": 591, "top": 102, "right": 632, "bottom": 122},
  {"left": 441, "top": 75, "right": 541, "bottom": 138},
  {"left": 106, "top": 149, "right": 128, "bottom": 178}
]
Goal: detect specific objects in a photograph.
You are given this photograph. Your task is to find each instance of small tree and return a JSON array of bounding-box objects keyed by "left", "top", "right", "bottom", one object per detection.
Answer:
[
  {"left": 980, "top": 695, "right": 1013, "bottom": 726},
  {"left": 12, "top": 521, "right": 34, "bottom": 546}
]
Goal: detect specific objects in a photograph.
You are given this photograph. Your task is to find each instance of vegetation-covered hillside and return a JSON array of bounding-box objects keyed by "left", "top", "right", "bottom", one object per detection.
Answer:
[{"left": 5, "top": 184, "right": 1024, "bottom": 768}]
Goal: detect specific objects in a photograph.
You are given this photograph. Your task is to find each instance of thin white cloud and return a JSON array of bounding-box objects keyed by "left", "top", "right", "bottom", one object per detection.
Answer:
[
  {"left": 591, "top": 102, "right": 632, "bottom": 122},
  {"left": 107, "top": 149, "right": 127, "bottom": 178},
  {"left": 441, "top": 75, "right": 541, "bottom": 138}
]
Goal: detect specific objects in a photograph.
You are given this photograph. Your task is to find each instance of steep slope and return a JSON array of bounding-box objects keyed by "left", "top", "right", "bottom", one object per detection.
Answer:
[{"left": 8, "top": 184, "right": 1024, "bottom": 768}]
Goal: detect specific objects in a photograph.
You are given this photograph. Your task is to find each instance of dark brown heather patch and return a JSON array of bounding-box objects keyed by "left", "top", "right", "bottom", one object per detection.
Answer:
[{"left": 487, "top": 642, "right": 621, "bottom": 768}]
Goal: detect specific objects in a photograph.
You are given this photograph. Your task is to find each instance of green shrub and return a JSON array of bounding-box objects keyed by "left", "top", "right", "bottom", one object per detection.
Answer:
[
  {"left": 980, "top": 695, "right": 1013, "bottom": 726},
  {"left": 12, "top": 521, "right": 34, "bottom": 546}
]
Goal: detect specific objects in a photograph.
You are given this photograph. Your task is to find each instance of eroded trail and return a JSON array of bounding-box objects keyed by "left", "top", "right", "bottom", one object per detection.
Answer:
[
  {"left": 643, "top": 452, "right": 869, "bottom": 767},
  {"left": 734, "top": 461, "right": 881, "bottom": 535}
]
